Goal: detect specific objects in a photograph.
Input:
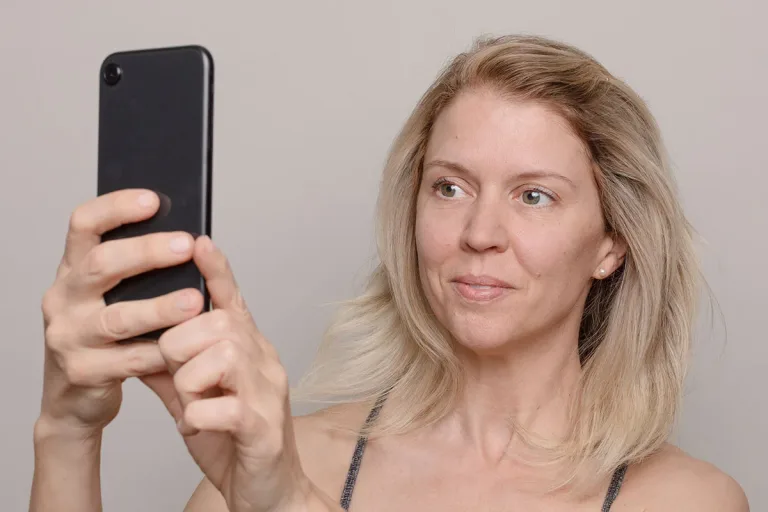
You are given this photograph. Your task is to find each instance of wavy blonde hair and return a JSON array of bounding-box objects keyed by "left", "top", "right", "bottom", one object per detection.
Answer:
[{"left": 293, "top": 34, "right": 701, "bottom": 491}]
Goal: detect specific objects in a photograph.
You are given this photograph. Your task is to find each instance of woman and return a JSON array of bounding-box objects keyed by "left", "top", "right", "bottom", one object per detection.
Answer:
[{"left": 30, "top": 35, "right": 749, "bottom": 511}]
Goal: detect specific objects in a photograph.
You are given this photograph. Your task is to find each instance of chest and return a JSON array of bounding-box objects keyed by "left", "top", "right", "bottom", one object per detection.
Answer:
[{"left": 336, "top": 460, "right": 614, "bottom": 512}]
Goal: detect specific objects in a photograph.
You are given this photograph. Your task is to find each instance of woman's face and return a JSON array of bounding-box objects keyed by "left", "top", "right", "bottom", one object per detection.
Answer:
[{"left": 415, "top": 89, "right": 624, "bottom": 354}]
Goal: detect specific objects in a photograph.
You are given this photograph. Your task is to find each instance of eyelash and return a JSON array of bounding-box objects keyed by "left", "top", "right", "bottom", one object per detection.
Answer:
[
  {"left": 431, "top": 178, "right": 557, "bottom": 206},
  {"left": 519, "top": 185, "right": 557, "bottom": 206},
  {"left": 431, "top": 178, "right": 458, "bottom": 196}
]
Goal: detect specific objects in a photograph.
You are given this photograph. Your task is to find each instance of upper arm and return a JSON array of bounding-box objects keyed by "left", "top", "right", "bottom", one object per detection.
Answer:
[{"left": 184, "top": 477, "right": 229, "bottom": 512}]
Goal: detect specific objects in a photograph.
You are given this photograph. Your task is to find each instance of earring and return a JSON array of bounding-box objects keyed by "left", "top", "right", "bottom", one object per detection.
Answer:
[{"left": 598, "top": 268, "right": 606, "bottom": 277}]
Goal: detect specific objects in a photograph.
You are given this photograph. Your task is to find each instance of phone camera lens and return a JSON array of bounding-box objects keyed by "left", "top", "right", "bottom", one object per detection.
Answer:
[{"left": 103, "top": 63, "right": 122, "bottom": 86}]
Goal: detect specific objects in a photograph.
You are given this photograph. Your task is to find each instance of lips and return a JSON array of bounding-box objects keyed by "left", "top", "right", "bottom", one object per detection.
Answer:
[
  {"left": 453, "top": 275, "right": 513, "bottom": 288},
  {"left": 451, "top": 275, "right": 513, "bottom": 302}
]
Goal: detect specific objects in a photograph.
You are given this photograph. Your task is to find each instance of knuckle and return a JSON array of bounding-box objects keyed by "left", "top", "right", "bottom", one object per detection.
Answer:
[
  {"left": 260, "top": 340, "right": 280, "bottom": 361},
  {"left": 68, "top": 206, "right": 93, "bottom": 235},
  {"left": 123, "top": 344, "right": 160, "bottom": 377},
  {"left": 173, "top": 369, "right": 193, "bottom": 394},
  {"left": 156, "top": 333, "right": 175, "bottom": 360},
  {"left": 62, "top": 357, "right": 91, "bottom": 386},
  {"left": 41, "top": 288, "right": 61, "bottom": 321},
  {"left": 156, "top": 331, "right": 167, "bottom": 350},
  {"left": 182, "top": 404, "right": 196, "bottom": 427},
  {"left": 264, "top": 361, "right": 289, "bottom": 394},
  {"left": 99, "top": 305, "right": 129, "bottom": 339},
  {"left": 44, "top": 320, "right": 72, "bottom": 352},
  {"left": 157, "top": 333, "right": 183, "bottom": 366},
  {"left": 218, "top": 339, "right": 238, "bottom": 364},
  {"left": 85, "top": 246, "right": 110, "bottom": 279},
  {"left": 207, "top": 309, "right": 231, "bottom": 333}
]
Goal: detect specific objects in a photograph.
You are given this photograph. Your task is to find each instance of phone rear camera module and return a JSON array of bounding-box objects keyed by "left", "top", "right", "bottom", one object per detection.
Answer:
[{"left": 103, "top": 63, "right": 122, "bottom": 86}]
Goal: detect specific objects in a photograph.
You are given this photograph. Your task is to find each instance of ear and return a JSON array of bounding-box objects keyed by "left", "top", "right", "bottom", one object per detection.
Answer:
[{"left": 593, "top": 233, "right": 627, "bottom": 280}]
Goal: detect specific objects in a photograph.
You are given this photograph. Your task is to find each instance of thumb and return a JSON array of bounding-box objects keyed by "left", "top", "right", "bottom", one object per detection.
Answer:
[{"left": 139, "top": 371, "right": 182, "bottom": 421}]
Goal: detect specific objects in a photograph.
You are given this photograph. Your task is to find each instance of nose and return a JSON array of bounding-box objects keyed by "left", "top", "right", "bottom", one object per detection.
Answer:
[{"left": 460, "top": 196, "right": 510, "bottom": 253}]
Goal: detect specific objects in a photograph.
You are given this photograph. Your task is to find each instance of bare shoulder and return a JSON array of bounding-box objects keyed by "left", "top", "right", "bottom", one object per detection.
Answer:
[
  {"left": 619, "top": 443, "right": 749, "bottom": 511},
  {"left": 292, "top": 401, "right": 373, "bottom": 493},
  {"left": 183, "top": 402, "right": 370, "bottom": 512}
]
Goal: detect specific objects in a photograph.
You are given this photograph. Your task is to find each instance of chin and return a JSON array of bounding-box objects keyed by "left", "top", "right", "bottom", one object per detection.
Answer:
[{"left": 446, "top": 312, "right": 521, "bottom": 355}]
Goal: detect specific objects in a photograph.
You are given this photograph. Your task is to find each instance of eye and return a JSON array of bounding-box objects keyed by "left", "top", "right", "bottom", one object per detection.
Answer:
[
  {"left": 519, "top": 188, "right": 555, "bottom": 207},
  {"left": 432, "top": 179, "right": 467, "bottom": 199}
]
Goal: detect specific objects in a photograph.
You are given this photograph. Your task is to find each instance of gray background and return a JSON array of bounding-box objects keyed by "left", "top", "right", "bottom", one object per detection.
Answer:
[{"left": 1, "top": 0, "right": 765, "bottom": 510}]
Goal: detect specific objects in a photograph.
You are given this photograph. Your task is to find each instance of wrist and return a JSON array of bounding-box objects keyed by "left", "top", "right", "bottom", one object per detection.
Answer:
[
  {"left": 30, "top": 416, "right": 104, "bottom": 512},
  {"left": 34, "top": 414, "right": 104, "bottom": 446}
]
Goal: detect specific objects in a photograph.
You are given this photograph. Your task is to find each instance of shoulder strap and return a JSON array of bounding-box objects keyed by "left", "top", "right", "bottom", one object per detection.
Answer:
[
  {"left": 340, "top": 399, "right": 628, "bottom": 512},
  {"left": 601, "top": 464, "right": 628, "bottom": 511},
  {"left": 339, "top": 396, "right": 387, "bottom": 511}
]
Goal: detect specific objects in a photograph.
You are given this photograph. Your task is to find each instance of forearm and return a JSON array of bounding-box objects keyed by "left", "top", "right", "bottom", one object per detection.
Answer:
[{"left": 29, "top": 417, "right": 104, "bottom": 512}]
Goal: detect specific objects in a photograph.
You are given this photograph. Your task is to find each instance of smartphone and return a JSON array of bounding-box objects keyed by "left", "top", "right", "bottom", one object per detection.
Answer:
[{"left": 96, "top": 45, "right": 214, "bottom": 340}]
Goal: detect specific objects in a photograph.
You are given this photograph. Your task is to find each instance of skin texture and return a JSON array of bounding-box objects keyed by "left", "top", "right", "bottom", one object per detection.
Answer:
[
  {"left": 31, "top": 90, "right": 750, "bottom": 512},
  {"left": 31, "top": 190, "right": 335, "bottom": 512},
  {"left": 412, "top": 89, "right": 626, "bottom": 453},
  {"left": 184, "top": 90, "right": 749, "bottom": 511}
]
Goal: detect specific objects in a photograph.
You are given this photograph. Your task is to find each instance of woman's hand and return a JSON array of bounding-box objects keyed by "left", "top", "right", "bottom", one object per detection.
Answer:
[
  {"left": 142, "top": 235, "right": 331, "bottom": 512},
  {"left": 37, "top": 189, "right": 203, "bottom": 439}
]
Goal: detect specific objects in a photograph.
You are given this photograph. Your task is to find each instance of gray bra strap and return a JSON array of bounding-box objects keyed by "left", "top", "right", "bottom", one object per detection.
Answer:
[{"left": 339, "top": 396, "right": 386, "bottom": 511}]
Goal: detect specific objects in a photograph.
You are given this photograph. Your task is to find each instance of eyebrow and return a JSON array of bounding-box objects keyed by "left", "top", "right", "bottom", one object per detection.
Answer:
[{"left": 422, "top": 159, "right": 577, "bottom": 188}]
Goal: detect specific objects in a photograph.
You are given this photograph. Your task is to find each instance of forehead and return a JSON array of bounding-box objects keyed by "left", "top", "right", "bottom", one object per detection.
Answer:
[{"left": 424, "top": 89, "right": 592, "bottom": 180}]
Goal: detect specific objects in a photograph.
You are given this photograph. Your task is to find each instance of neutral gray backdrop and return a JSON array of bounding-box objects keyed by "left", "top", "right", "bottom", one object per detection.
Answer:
[{"left": 1, "top": 0, "right": 765, "bottom": 510}]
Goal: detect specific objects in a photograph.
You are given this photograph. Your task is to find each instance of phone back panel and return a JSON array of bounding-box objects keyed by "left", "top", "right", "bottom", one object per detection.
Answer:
[{"left": 97, "top": 45, "right": 213, "bottom": 337}]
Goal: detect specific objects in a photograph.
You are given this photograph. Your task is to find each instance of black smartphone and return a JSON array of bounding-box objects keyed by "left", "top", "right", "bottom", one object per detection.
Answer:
[{"left": 96, "top": 45, "right": 214, "bottom": 340}]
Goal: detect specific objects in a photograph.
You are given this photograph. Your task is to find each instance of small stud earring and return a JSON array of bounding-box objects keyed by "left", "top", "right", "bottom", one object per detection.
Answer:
[{"left": 599, "top": 268, "right": 606, "bottom": 277}]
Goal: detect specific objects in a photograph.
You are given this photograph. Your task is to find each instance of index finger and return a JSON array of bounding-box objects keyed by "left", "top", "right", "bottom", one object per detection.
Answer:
[
  {"left": 62, "top": 189, "right": 160, "bottom": 269},
  {"left": 193, "top": 235, "right": 247, "bottom": 313}
]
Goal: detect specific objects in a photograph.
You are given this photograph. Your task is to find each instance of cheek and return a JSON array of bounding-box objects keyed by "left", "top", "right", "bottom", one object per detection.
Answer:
[
  {"left": 513, "top": 222, "right": 601, "bottom": 281},
  {"left": 415, "top": 205, "right": 459, "bottom": 271}
]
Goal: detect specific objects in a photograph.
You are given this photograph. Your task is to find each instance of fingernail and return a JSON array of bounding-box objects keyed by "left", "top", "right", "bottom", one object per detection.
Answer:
[
  {"left": 202, "top": 235, "right": 215, "bottom": 253},
  {"left": 170, "top": 235, "right": 191, "bottom": 253},
  {"left": 138, "top": 192, "right": 155, "bottom": 207}
]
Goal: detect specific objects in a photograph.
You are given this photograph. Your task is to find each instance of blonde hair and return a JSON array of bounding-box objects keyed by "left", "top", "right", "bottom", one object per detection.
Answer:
[{"left": 293, "top": 34, "right": 701, "bottom": 491}]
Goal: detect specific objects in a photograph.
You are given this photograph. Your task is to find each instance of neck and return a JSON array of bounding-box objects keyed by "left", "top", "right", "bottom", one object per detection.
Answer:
[{"left": 437, "top": 328, "right": 583, "bottom": 465}]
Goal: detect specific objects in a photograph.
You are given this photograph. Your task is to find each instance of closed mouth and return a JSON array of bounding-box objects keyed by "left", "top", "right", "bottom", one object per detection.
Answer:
[
  {"left": 450, "top": 275, "right": 514, "bottom": 302},
  {"left": 452, "top": 275, "right": 513, "bottom": 288}
]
